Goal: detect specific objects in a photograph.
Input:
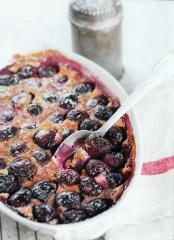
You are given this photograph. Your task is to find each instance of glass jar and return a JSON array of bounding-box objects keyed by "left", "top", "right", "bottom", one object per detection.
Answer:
[{"left": 69, "top": 0, "right": 124, "bottom": 80}]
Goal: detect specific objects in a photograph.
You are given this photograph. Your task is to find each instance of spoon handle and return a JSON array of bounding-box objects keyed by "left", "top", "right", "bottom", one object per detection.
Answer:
[{"left": 97, "top": 51, "right": 174, "bottom": 136}]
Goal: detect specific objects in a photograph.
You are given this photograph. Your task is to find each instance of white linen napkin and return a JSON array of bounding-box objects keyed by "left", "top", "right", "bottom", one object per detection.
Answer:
[{"left": 105, "top": 83, "right": 174, "bottom": 240}]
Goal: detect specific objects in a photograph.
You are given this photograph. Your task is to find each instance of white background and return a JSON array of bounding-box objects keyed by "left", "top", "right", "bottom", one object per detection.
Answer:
[
  {"left": 0, "top": 1, "right": 174, "bottom": 240},
  {"left": 0, "top": 0, "right": 174, "bottom": 93}
]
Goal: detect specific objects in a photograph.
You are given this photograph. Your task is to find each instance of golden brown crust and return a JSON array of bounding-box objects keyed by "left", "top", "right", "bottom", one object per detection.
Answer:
[{"left": 0, "top": 50, "right": 136, "bottom": 224}]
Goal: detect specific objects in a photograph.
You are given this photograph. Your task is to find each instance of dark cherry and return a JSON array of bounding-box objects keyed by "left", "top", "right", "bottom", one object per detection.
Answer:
[
  {"left": 49, "top": 112, "right": 65, "bottom": 124},
  {"left": 0, "top": 111, "right": 15, "bottom": 122},
  {"left": 31, "top": 150, "right": 51, "bottom": 165},
  {"left": 80, "top": 118, "right": 102, "bottom": 132},
  {"left": 33, "top": 129, "right": 56, "bottom": 149},
  {"left": 105, "top": 126, "right": 127, "bottom": 150},
  {"left": 0, "top": 174, "right": 18, "bottom": 193},
  {"left": 50, "top": 143, "right": 61, "bottom": 155},
  {"left": 72, "top": 82, "right": 95, "bottom": 96},
  {"left": 0, "top": 158, "right": 6, "bottom": 169},
  {"left": 0, "top": 74, "right": 19, "bottom": 86},
  {"left": 55, "top": 75, "right": 68, "bottom": 84},
  {"left": 32, "top": 181, "right": 57, "bottom": 202},
  {"left": 106, "top": 172, "right": 124, "bottom": 189},
  {"left": 0, "top": 125, "right": 20, "bottom": 142},
  {"left": 7, "top": 188, "right": 32, "bottom": 207},
  {"left": 43, "top": 92, "right": 58, "bottom": 103},
  {"left": 59, "top": 93, "right": 78, "bottom": 110},
  {"left": 18, "top": 66, "right": 34, "bottom": 79},
  {"left": 67, "top": 110, "right": 89, "bottom": 123},
  {"left": 10, "top": 142, "right": 28, "bottom": 157},
  {"left": 79, "top": 177, "right": 103, "bottom": 196},
  {"left": 94, "top": 106, "right": 113, "bottom": 121},
  {"left": 38, "top": 65, "right": 59, "bottom": 78},
  {"left": 85, "top": 159, "right": 110, "bottom": 177},
  {"left": 11, "top": 92, "right": 33, "bottom": 108},
  {"left": 85, "top": 133, "right": 112, "bottom": 158},
  {"left": 86, "top": 95, "right": 109, "bottom": 109},
  {"left": 26, "top": 104, "right": 43, "bottom": 116},
  {"left": 60, "top": 129, "right": 74, "bottom": 140},
  {"left": 55, "top": 192, "right": 80, "bottom": 209},
  {"left": 84, "top": 199, "right": 111, "bottom": 217},
  {"left": 57, "top": 169, "right": 80, "bottom": 186},
  {"left": 104, "top": 152, "right": 126, "bottom": 170},
  {"left": 33, "top": 203, "right": 56, "bottom": 223},
  {"left": 8, "top": 157, "right": 37, "bottom": 181},
  {"left": 60, "top": 209, "right": 86, "bottom": 224}
]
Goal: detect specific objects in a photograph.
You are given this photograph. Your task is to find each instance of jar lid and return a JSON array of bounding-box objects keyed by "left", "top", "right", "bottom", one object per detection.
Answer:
[
  {"left": 70, "top": 0, "right": 122, "bottom": 23},
  {"left": 71, "top": 0, "right": 120, "bottom": 16}
]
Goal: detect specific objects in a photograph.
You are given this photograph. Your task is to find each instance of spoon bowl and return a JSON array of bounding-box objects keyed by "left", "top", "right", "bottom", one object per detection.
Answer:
[{"left": 54, "top": 130, "right": 91, "bottom": 160}]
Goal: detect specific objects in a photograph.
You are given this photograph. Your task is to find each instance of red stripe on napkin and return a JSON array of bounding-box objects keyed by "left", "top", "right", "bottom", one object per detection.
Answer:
[{"left": 141, "top": 156, "right": 174, "bottom": 175}]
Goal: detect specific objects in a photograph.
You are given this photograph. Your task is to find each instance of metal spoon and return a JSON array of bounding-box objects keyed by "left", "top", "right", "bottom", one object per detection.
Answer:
[{"left": 55, "top": 51, "right": 174, "bottom": 159}]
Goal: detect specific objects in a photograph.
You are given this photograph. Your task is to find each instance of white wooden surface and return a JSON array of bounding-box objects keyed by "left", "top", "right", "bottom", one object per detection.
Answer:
[{"left": 0, "top": 0, "right": 174, "bottom": 239}]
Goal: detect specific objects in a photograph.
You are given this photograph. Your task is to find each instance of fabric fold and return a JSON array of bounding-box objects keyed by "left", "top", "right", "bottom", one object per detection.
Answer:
[{"left": 106, "top": 85, "right": 174, "bottom": 239}]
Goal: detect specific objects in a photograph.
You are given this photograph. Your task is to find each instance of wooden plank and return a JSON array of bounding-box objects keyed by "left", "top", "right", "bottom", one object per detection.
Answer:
[
  {"left": 36, "top": 232, "right": 53, "bottom": 240},
  {"left": 1, "top": 214, "right": 18, "bottom": 240},
  {"left": 16, "top": 223, "right": 20, "bottom": 240},
  {"left": 0, "top": 213, "right": 104, "bottom": 240},
  {"left": 0, "top": 214, "right": 2, "bottom": 240},
  {"left": 36, "top": 231, "right": 103, "bottom": 240},
  {"left": 18, "top": 223, "right": 36, "bottom": 240}
]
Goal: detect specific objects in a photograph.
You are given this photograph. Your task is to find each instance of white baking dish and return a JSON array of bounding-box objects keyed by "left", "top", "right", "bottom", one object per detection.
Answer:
[{"left": 0, "top": 49, "right": 142, "bottom": 240}]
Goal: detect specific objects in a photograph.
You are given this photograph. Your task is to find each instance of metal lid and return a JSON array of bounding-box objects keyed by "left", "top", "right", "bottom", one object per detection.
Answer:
[{"left": 70, "top": 0, "right": 122, "bottom": 24}]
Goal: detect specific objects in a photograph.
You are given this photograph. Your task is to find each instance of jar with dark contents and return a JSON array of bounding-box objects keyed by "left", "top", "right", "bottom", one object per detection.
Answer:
[{"left": 69, "top": 0, "right": 124, "bottom": 80}]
